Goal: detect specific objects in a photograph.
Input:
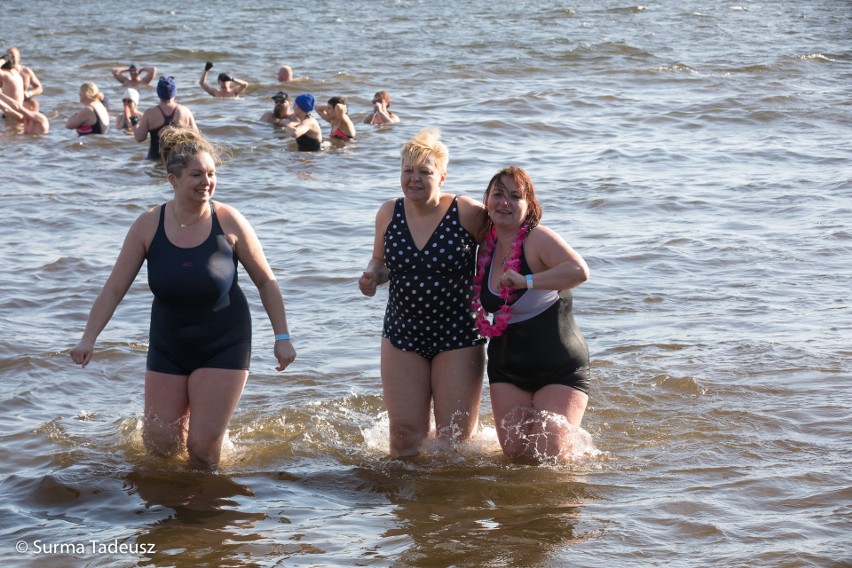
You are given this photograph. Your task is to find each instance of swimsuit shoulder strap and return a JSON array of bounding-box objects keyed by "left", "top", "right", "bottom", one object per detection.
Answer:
[{"left": 209, "top": 202, "right": 225, "bottom": 236}]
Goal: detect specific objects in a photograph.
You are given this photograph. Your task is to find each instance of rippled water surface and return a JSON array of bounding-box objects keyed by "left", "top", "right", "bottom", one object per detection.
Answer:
[{"left": 2, "top": 1, "right": 850, "bottom": 566}]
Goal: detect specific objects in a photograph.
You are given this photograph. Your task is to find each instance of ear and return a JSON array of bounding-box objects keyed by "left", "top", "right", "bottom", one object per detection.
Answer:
[{"left": 439, "top": 171, "right": 447, "bottom": 186}]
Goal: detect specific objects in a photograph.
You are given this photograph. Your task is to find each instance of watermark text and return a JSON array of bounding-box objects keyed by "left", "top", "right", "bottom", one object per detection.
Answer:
[{"left": 16, "top": 539, "right": 155, "bottom": 555}]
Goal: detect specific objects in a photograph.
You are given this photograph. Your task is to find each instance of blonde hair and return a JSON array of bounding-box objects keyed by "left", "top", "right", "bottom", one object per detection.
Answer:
[
  {"left": 400, "top": 128, "right": 448, "bottom": 172},
  {"left": 159, "top": 126, "right": 221, "bottom": 176},
  {"left": 79, "top": 82, "right": 104, "bottom": 102}
]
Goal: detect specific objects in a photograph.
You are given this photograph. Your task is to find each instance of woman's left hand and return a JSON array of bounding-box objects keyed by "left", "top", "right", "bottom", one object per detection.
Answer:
[
  {"left": 274, "top": 340, "right": 297, "bottom": 372},
  {"left": 499, "top": 269, "right": 527, "bottom": 290}
]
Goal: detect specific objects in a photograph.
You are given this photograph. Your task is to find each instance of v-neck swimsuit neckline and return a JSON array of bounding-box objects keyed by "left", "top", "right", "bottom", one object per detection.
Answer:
[{"left": 402, "top": 197, "right": 454, "bottom": 252}]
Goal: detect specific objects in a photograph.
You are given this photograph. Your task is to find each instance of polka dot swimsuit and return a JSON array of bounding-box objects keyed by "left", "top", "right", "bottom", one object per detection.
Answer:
[{"left": 383, "top": 196, "right": 485, "bottom": 360}]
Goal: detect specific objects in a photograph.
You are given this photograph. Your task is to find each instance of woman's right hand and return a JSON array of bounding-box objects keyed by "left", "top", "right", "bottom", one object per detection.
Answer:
[
  {"left": 70, "top": 339, "right": 95, "bottom": 368},
  {"left": 359, "top": 271, "right": 378, "bottom": 297},
  {"left": 274, "top": 340, "right": 296, "bottom": 372}
]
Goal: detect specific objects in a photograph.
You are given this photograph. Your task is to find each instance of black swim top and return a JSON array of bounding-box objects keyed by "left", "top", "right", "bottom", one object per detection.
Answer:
[
  {"left": 146, "top": 105, "right": 177, "bottom": 160},
  {"left": 147, "top": 202, "right": 240, "bottom": 310},
  {"left": 76, "top": 108, "right": 110, "bottom": 136},
  {"left": 296, "top": 133, "right": 322, "bottom": 151}
]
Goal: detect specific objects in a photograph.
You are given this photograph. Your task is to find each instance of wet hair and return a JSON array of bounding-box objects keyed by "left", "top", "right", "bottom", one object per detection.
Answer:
[
  {"left": 217, "top": 72, "right": 231, "bottom": 83},
  {"left": 328, "top": 96, "right": 347, "bottom": 108},
  {"left": 400, "top": 128, "right": 448, "bottom": 172},
  {"left": 481, "top": 166, "right": 543, "bottom": 235},
  {"left": 79, "top": 82, "right": 105, "bottom": 102},
  {"left": 159, "top": 126, "right": 221, "bottom": 176},
  {"left": 374, "top": 90, "right": 391, "bottom": 107}
]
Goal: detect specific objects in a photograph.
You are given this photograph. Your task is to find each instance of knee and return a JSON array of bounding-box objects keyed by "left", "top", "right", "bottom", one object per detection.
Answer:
[
  {"left": 143, "top": 416, "right": 186, "bottom": 457},
  {"left": 499, "top": 438, "right": 529, "bottom": 460},
  {"left": 186, "top": 434, "right": 224, "bottom": 469},
  {"left": 496, "top": 408, "right": 540, "bottom": 462},
  {"left": 388, "top": 422, "right": 425, "bottom": 458}
]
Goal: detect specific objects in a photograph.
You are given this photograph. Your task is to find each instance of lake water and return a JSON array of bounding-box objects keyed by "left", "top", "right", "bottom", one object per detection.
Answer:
[{"left": 2, "top": 1, "right": 850, "bottom": 566}]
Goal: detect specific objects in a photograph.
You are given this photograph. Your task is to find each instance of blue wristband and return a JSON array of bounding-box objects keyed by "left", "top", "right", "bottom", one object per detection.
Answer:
[
  {"left": 525, "top": 274, "right": 534, "bottom": 289},
  {"left": 275, "top": 333, "right": 291, "bottom": 341}
]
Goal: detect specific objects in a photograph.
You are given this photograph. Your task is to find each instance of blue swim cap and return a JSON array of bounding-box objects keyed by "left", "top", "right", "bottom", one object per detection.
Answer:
[
  {"left": 157, "top": 76, "right": 177, "bottom": 100},
  {"left": 295, "top": 93, "right": 315, "bottom": 112}
]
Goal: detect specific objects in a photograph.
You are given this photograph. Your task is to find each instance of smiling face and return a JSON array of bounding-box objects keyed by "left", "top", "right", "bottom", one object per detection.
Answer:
[
  {"left": 400, "top": 155, "right": 446, "bottom": 202},
  {"left": 168, "top": 152, "right": 217, "bottom": 203},
  {"left": 486, "top": 175, "right": 528, "bottom": 230}
]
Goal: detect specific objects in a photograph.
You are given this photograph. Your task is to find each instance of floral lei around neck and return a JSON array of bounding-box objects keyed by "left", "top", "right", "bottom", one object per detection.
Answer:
[{"left": 470, "top": 222, "right": 532, "bottom": 338}]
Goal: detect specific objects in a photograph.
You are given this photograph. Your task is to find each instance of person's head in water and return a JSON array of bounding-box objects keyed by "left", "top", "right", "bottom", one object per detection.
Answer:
[{"left": 157, "top": 76, "right": 177, "bottom": 101}]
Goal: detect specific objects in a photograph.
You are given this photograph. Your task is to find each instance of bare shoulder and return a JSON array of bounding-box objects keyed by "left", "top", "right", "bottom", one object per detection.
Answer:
[
  {"left": 377, "top": 197, "right": 397, "bottom": 214},
  {"left": 213, "top": 201, "right": 249, "bottom": 228},
  {"left": 139, "top": 203, "right": 164, "bottom": 224},
  {"left": 175, "top": 104, "right": 195, "bottom": 118},
  {"left": 141, "top": 105, "right": 160, "bottom": 120},
  {"left": 456, "top": 193, "right": 485, "bottom": 212},
  {"left": 525, "top": 224, "right": 576, "bottom": 262},
  {"left": 127, "top": 204, "right": 163, "bottom": 242},
  {"left": 526, "top": 224, "right": 564, "bottom": 246},
  {"left": 375, "top": 197, "right": 397, "bottom": 226}
]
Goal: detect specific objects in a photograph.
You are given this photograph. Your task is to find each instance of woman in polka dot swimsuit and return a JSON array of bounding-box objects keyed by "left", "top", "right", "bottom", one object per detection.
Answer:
[{"left": 359, "top": 128, "right": 487, "bottom": 458}]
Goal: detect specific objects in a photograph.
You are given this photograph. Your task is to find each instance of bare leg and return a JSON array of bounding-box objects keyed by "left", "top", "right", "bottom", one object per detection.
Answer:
[
  {"left": 490, "top": 383, "right": 588, "bottom": 463},
  {"left": 185, "top": 368, "right": 248, "bottom": 469},
  {"left": 430, "top": 344, "right": 485, "bottom": 443},
  {"left": 489, "top": 382, "right": 535, "bottom": 460},
  {"left": 532, "top": 384, "right": 588, "bottom": 461},
  {"left": 380, "top": 339, "right": 433, "bottom": 457},
  {"left": 144, "top": 371, "right": 190, "bottom": 457}
]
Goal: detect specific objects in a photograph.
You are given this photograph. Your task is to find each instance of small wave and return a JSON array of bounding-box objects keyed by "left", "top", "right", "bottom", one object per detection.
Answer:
[
  {"left": 795, "top": 53, "right": 837, "bottom": 63},
  {"left": 607, "top": 5, "right": 648, "bottom": 15},
  {"left": 653, "top": 63, "right": 697, "bottom": 74},
  {"left": 651, "top": 374, "right": 706, "bottom": 396}
]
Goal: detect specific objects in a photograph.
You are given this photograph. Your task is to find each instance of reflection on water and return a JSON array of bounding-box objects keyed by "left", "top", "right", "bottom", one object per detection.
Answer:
[
  {"left": 125, "top": 468, "right": 266, "bottom": 567},
  {"left": 362, "top": 463, "right": 596, "bottom": 567}
]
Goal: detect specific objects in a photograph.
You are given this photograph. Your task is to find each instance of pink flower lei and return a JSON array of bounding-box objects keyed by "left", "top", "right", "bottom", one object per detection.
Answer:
[{"left": 471, "top": 223, "right": 531, "bottom": 338}]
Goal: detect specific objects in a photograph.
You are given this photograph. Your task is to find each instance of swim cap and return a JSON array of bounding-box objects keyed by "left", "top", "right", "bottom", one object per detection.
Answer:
[
  {"left": 123, "top": 88, "right": 140, "bottom": 105},
  {"left": 272, "top": 91, "right": 289, "bottom": 101},
  {"left": 295, "top": 94, "right": 314, "bottom": 112},
  {"left": 157, "top": 76, "right": 177, "bottom": 100}
]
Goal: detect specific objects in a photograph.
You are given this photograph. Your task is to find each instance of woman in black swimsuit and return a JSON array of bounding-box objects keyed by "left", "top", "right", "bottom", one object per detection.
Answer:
[
  {"left": 134, "top": 76, "right": 198, "bottom": 160},
  {"left": 70, "top": 126, "right": 296, "bottom": 469},
  {"left": 64, "top": 82, "right": 110, "bottom": 136},
  {"left": 285, "top": 94, "right": 323, "bottom": 151},
  {"left": 472, "top": 166, "right": 590, "bottom": 463}
]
